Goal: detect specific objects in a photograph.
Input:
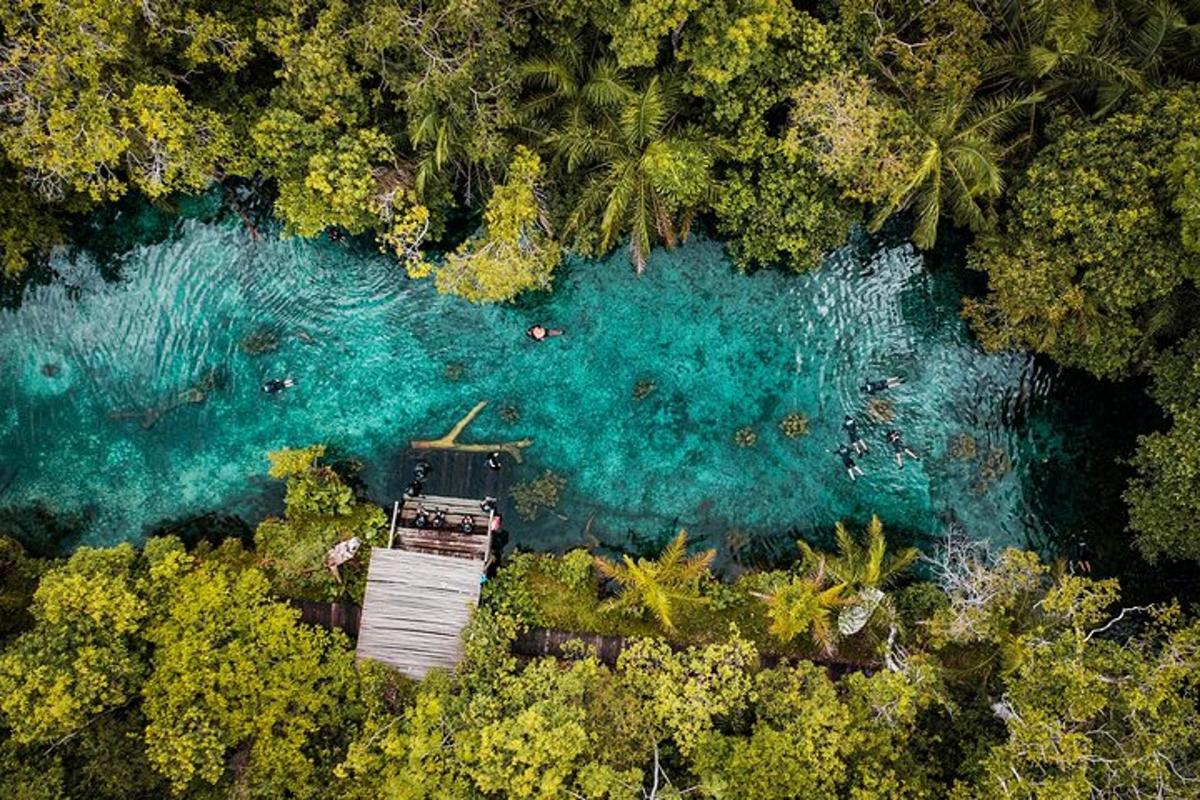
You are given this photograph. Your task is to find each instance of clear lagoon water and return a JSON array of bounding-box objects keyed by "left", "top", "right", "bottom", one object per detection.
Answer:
[{"left": 0, "top": 198, "right": 1094, "bottom": 561}]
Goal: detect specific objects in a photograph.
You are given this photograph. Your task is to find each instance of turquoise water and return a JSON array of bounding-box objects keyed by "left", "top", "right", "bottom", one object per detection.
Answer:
[{"left": 0, "top": 202, "right": 1079, "bottom": 559}]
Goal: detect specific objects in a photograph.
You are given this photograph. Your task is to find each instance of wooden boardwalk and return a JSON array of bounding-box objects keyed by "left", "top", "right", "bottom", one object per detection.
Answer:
[{"left": 356, "top": 547, "right": 485, "bottom": 678}]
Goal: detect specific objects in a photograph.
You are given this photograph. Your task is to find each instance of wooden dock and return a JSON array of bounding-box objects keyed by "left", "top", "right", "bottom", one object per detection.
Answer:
[{"left": 356, "top": 459, "right": 499, "bottom": 678}]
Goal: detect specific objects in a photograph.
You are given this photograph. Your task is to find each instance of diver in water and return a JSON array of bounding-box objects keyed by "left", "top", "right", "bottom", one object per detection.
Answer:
[
  {"left": 861, "top": 376, "right": 904, "bottom": 394},
  {"left": 486, "top": 451, "right": 503, "bottom": 471},
  {"left": 843, "top": 415, "right": 869, "bottom": 454},
  {"left": 526, "top": 324, "right": 564, "bottom": 342},
  {"left": 834, "top": 444, "right": 865, "bottom": 481},
  {"left": 261, "top": 377, "right": 295, "bottom": 394},
  {"left": 886, "top": 429, "right": 920, "bottom": 468}
]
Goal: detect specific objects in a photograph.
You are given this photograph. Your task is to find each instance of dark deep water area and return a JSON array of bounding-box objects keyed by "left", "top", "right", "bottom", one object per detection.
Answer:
[{"left": 0, "top": 194, "right": 1177, "bottom": 601}]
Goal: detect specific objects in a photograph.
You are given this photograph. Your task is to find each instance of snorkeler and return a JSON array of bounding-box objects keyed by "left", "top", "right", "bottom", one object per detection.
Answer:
[
  {"left": 261, "top": 377, "right": 296, "bottom": 394},
  {"left": 843, "top": 415, "right": 869, "bottom": 454},
  {"left": 861, "top": 376, "right": 904, "bottom": 394},
  {"left": 413, "top": 504, "right": 429, "bottom": 529},
  {"left": 413, "top": 459, "right": 432, "bottom": 481},
  {"left": 526, "top": 324, "right": 564, "bottom": 342},
  {"left": 886, "top": 429, "right": 920, "bottom": 469},
  {"left": 834, "top": 444, "right": 865, "bottom": 481},
  {"left": 486, "top": 451, "right": 503, "bottom": 471},
  {"left": 431, "top": 508, "right": 447, "bottom": 529}
]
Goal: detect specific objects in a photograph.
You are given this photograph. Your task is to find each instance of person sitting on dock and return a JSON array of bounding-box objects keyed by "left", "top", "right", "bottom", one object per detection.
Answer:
[
  {"left": 526, "top": 324, "right": 564, "bottom": 342},
  {"left": 886, "top": 429, "right": 920, "bottom": 468},
  {"left": 861, "top": 376, "right": 903, "bottom": 394},
  {"left": 261, "top": 377, "right": 295, "bottom": 394},
  {"left": 480, "top": 496, "right": 497, "bottom": 514},
  {"left": 486, "top": 451, "right": 503, "bottom": 471},
  {"left": 405, "top": 480, "right": 423, "bottom": 498},
  {"left": 461, "top": 515, "right": 475, "bottom": 534},
  {"left": 413, "top": 504, "right": 429, "bottom": 529},
  {"left": 431, "top": 508, "right": 447, "bottom": 529},
  {"left": 843, "top": 415, "right": 869, "bottom": 454},
  {"left": 834, "top": 445, "right": 865, "bottom": 481}
]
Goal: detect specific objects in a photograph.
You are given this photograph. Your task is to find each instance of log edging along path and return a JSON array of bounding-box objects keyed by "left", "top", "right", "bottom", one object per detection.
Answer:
[{"left": 293, "top": 600, "right": 878, "bottom": 678}]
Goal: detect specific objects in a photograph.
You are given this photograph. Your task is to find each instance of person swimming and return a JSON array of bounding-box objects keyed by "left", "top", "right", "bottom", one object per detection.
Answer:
[
  {"left": 861, "top": 376, "right": 904, "bottom": 394},
  {"left": 835, "top": 444, "right": 865, "bottom": 481},
  {"left": 843, "top": 415, "right": 869, "bottom": 454},
  {"left": 261, "top": 377, "right": 295, "bottom": 394},
  {"left": 526, "top": 324, "right": 564, "bottom": 342},
  {"left": 886, "top": 429, "right": 920, "bottom": 468},
  {"left": 486, "top": 451, "right": 503, "bottom": 471}
]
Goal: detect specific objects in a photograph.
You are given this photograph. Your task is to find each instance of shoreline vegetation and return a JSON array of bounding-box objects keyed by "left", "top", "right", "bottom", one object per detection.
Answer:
[
  {"left": 3, "top": 0, "right": 1200, "bottom": 795},
  {"left": 2, "top": 445, "right": 1200, "bottom": 797}
]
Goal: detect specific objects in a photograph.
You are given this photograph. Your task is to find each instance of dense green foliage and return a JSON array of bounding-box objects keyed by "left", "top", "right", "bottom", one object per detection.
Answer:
[{"left": 2, "top": 518, "right": 1198, "bottom": 799}]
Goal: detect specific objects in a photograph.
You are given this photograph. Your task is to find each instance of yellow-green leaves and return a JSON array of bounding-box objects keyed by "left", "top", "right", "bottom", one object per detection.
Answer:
[{"left": 434, "top": 146, "right": 562, "bottom": 303}]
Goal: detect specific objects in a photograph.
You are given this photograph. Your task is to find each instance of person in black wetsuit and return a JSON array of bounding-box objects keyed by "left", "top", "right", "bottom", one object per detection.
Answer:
[
  {"left": 886, "top": 429, "right": 920, "bottom": 468},
  {"left": 834, "top": 444, "right": 865, "bottom": 481},
  {"left": 843, "top": 415, "right": 869, "bottom": 454},
  {"left": 405, "top": 480, "right": 423, "bottom": 498},
  {"left": 262, "top": 377, "right": 295, "bottom": 394},
  {"left": 861, "top": 376, "right": 904, "bottom": 394},
  {"left": 413, "top": 459, "right": 432, "bottom": 482},
  {"left": 486, "top": 451, "right": 503, "bottom": 471}
]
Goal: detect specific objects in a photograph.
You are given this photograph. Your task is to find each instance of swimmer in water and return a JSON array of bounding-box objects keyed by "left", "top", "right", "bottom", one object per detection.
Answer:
[
  {"left": 486, "top": 451, "right": 503, "bottom": 471},
  {"left": 526, "top": 324, "right": 564, "bottom": 342},
  {"left": 843, "top": 415, "right": 869, "bottom": 454},
  {"left": 261, "top": 377, "right": 296, "bottom": 394},
  {"left": 861, "top": 376, "right": 904, "bottom": 394},
  {"left": 834, "top": 444, "right": 865, "bottom": 481},
  {"left": 886, "top": 429, "right": 920, "bottom": 469}
]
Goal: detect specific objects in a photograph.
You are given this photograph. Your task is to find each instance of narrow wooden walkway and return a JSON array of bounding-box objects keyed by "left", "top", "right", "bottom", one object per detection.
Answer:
[{"left": 356, "top": 547, "right": 484, "bottom": 678}]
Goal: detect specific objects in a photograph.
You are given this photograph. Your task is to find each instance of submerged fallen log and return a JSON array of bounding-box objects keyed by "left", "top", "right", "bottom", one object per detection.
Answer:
[{"left": 410, "top": 401, "right": 533, "bottom": 462}]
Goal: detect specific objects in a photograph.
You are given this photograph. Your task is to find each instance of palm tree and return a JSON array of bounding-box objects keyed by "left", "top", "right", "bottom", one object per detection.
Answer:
[
  {"left": 984, "top": 0, "right": 1199, "bottom": 115},
  {"left": 594, "top": 530, "right": 715, "bottom": 631},
  {"left": 534, "top": 66, "right": 716, "bottom": 273},
  {"left": 869, "top": 88, "right": 1041, "bottom": 249},
  {"left": 799, "top": 515, "right": 919, "bottom": 636},
  {"left": 754, "top": 559, "right": 846, "bottom": 655}
]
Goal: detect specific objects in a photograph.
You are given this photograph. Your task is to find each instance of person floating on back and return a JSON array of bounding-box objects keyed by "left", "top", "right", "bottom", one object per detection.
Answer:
[
  {"left": 843, "top": 415, "right": 869, "bottom": 454},
  {"left": 486, "top": 451, "right": 503, "bottom": 471},
  {"left": 834, "top": 444, "right": 865, "bottom": 481},
  {"left": 262, "top": 377, "right": 295, "bottom": 394},
  {"left": 861, "top": 376, "right": 904, "bottom": 394},
  {"left": 526, "top": 324, "right": 564, "bottom": 342},
  {"left": 886, "top": 429, "right": 920, "bottom": 469}
]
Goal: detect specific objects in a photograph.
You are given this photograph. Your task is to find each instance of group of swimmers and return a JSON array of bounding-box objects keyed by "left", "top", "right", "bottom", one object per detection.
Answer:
[{"left": 834, "top": 376, "right": 919, "bottom": 481}]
